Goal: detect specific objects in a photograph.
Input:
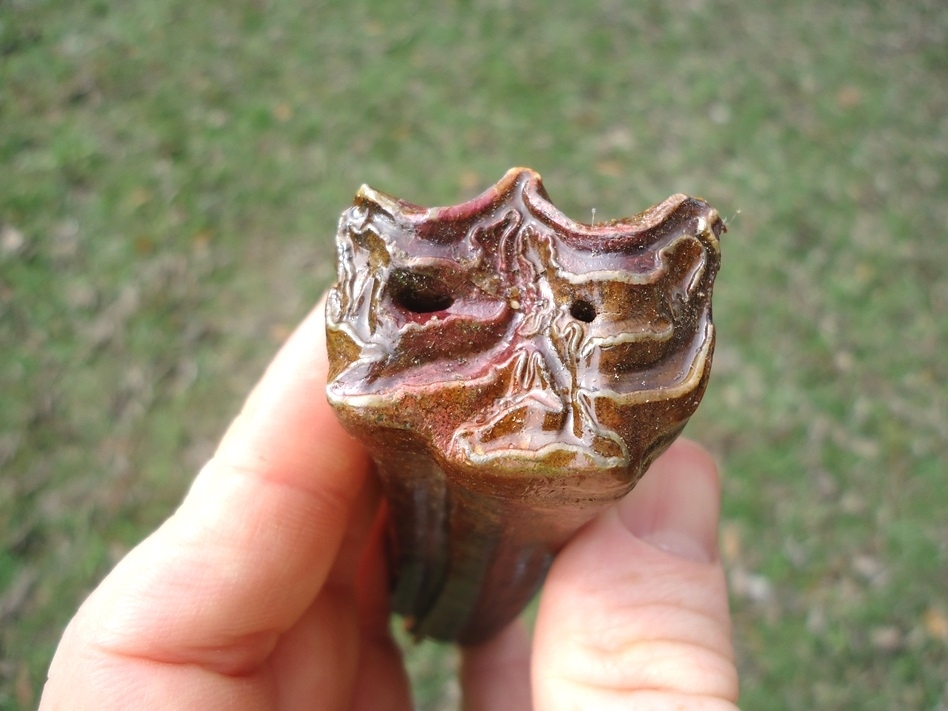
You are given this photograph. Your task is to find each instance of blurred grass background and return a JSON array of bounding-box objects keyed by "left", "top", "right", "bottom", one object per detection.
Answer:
[{"left": 2, "top": 0, "right": 947, "bottom": 708}]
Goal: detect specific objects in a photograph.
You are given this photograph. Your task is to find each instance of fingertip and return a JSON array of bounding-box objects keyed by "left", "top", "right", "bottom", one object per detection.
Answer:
[
  {"left": 82, "top": 295, "right": 375, "bottom": 664},
  {"left": 213, "top": 293, "right": 369, "bottom": 494},
  {"left": 532, "top": 439, "right": 738, "bottom": 708},
  {"left": 647, "top": 437, "right": 721, "bottom": 491},
  {"left": 618, "top": 438, "right": 722, "bottom": 563},
  {"left": 661, "top": 437, "right": 721, "bottom": 486}
]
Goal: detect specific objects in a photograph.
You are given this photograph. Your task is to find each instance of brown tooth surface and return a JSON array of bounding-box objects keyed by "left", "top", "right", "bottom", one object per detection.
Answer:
[{"left": 326, "top": 167, "right": 724, "bottom": 645}]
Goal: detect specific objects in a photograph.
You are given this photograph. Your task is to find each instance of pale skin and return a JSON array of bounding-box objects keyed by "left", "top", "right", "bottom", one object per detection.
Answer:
[{"left": 40, "top": 301, "right": 740, "bottom": 711}]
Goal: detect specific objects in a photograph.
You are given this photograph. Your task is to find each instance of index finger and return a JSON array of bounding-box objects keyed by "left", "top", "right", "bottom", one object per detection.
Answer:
[{"left": 68, "top": 299, "right": 372, "bottom": 669}]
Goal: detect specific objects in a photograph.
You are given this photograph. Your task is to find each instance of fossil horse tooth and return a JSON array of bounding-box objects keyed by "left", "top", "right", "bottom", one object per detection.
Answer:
[{"left": 325, "top": 167, "right": 724, "bottom": 645}]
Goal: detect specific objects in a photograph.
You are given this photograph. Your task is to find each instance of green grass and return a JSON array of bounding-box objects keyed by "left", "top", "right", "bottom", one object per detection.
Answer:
[{"left": 2, "top": 0, "right": 947, "bottom": 708}]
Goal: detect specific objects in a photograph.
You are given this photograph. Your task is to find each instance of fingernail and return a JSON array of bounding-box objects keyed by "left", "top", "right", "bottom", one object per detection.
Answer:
[{"left": 617, "top": 441, "right": 720, "bottom": 564}]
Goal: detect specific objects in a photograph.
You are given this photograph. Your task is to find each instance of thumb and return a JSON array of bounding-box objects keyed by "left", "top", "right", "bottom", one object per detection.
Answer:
[{"left": 532, "top": 439, "right": 739, "bottom": 710}]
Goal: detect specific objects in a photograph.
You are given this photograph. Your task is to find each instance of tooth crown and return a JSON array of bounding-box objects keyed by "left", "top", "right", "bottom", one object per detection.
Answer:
[{"left": 326, "top": 167, "right": 724, "bottom": 643}]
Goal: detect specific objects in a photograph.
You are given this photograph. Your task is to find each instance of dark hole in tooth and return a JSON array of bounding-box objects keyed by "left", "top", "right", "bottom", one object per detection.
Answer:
[
  {"left": 570, "top": 299, "right": 596, "bottom": 323},
  {"left": 391, "top": 269, "right": 454, "bottom": 313},
  {"left": 398, "top": 290, "right": 453, "bottom": 313}
]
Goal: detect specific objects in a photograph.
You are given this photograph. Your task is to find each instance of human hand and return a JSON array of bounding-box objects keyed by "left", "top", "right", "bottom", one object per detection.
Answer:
[
  {"left": 40, "top": 302, "right": 738, "bottom": 710},
  {"left": 462, "top": 437, "right": 740, "bottom": 711}
]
